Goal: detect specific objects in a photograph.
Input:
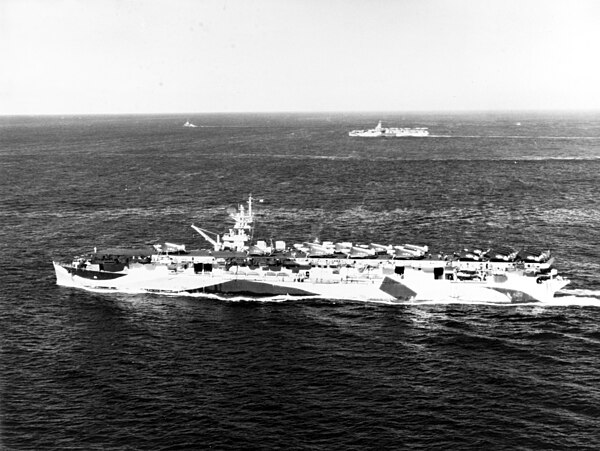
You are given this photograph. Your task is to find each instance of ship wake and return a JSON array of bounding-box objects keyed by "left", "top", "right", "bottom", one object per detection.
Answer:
[{"left": 166, "top": 290, "right": 600, "bottom": 307}]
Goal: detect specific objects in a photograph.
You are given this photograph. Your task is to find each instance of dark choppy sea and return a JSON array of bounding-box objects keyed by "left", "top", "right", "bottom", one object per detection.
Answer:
[{"left": 1, "top": 112, "right": 600, "bottom": 449}]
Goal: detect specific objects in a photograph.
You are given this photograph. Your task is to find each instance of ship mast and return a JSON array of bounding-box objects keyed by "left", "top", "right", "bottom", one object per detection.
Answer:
[
  {"left": 223, "top": 194, "right": 254, "bottom": 251},
  {"left": 191, "top": 195, "right": 257, "bottom": 252}
]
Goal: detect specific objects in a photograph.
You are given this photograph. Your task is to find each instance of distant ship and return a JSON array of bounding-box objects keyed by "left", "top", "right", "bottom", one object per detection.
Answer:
[
  {"left": 53, "top": 196, "right": 569, "bottom": 304},
  {"left": 349, "top": 121, "right": 429, "bottom": 137},
  {"left": 183, "top": 120, "right": 198, "bottom": 128}
]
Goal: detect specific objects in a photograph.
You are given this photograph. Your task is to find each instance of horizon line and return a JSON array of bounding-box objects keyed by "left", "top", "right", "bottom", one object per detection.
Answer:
[{"left": 2, "top": 108, "right": 600, "bottom": 117}]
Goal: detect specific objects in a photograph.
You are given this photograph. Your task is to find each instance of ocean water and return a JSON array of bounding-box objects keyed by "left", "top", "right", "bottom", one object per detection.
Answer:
[{"left": 1, "top": 112, "right": 600, "bottom": 449}]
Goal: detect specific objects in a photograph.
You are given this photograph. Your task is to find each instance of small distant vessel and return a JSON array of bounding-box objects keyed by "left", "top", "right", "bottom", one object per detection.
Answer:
[
  {"left": 183, "top": 120, "right": 198, "bottom": 128},
  {"left": 349, "top": 121, "right": 429, "bottom": 137}
]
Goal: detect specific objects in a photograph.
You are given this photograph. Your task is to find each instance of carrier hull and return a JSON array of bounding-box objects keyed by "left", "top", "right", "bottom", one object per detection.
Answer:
[
  {"left": 53, "top": 260, "right": 569, "bottom": 304},
  {"left": 53, "top": 196, "right": 569, "bottom": 304}
]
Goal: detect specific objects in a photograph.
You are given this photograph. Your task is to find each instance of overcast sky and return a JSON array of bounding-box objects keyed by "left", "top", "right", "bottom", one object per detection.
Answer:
[{"left": 2, "top": 0, "right": 599, "bottom": 114}]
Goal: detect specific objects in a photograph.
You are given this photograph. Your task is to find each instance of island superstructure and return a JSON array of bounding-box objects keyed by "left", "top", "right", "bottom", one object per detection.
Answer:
[{"left": 53, "top": 196, "right": 568, "bottom": 303}]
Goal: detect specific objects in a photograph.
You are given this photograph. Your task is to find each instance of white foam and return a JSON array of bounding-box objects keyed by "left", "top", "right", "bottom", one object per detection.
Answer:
[
  {"left": 541, "top": 296, "right": 600, "bottom": 307},
  {"left": 79, "top": 285, "right": 600, "bottom": 307},
  {"left": 183, "top": 292, "right": 320, "bottom": 303},
  {"left": 429, "top": 135, "right": 600, "bottom": 140},
  {"left": 157, "top": 289, "right": 600, "bottom": 307},
  {"left": 559, "top": 288, "right": 600, "bottom": 298}
]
